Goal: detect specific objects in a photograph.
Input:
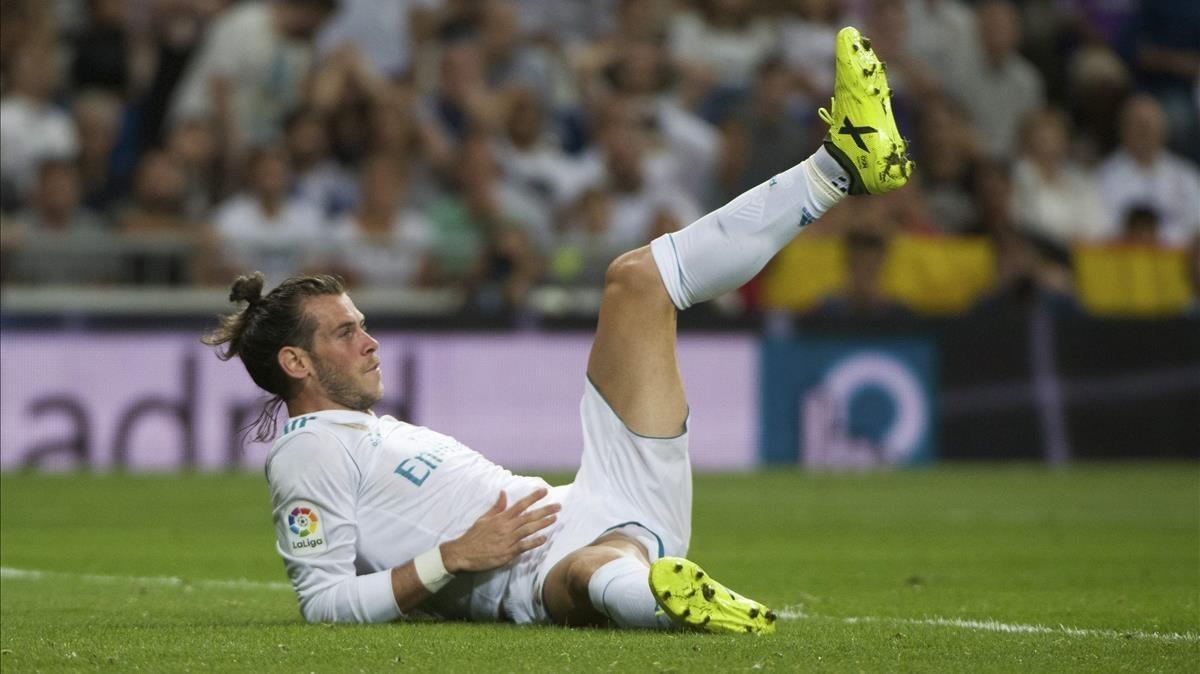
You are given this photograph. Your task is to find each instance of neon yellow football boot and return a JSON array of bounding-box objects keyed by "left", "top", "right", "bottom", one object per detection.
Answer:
[
  {"left": 649, "top": 557, "right": 777, "bottom": 634},
  {"left": 818, "top": 26, "right": 913, "bottom": 195}
]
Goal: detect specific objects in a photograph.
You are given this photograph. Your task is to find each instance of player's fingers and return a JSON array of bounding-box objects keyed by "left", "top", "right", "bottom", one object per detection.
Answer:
[
  {"left": 516, "top": 534, "right": 549, "bottom": 553},
  {"left": 513, "top": 514, "right": 556, "bottom": 540},
  {"left": 517, "top": 503, "right": 561, "bottom": 524},
  {"left": 488, "top": 491, "right": 507, "bottom": 514},
  {"left": 505, "top": 488, "right": 548, "bottom": 517}
]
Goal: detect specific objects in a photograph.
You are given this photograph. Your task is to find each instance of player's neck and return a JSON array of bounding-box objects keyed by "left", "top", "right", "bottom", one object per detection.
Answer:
[{"left": 285, "top": 392, "right": 368, "bottom": 418}]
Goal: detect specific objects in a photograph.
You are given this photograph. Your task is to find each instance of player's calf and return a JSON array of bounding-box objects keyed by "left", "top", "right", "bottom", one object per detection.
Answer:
[{"left": 544, "top": 534, "right": 667, "bottom": 629}]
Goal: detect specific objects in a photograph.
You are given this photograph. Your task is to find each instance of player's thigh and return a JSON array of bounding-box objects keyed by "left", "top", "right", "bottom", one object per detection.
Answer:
[{"left": 586, "top": 246, "right": 687, "bottom": 438}]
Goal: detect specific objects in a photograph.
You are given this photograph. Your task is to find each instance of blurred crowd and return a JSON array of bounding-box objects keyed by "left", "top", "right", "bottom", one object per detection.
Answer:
[{"left": 0, "top": 0, "right": 1197, "bottom": 315}]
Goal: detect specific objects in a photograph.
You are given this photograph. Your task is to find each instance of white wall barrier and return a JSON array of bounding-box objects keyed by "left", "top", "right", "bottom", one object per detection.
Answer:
[{"left": 0, "top": 332, "right": 757, "bottom": 472}]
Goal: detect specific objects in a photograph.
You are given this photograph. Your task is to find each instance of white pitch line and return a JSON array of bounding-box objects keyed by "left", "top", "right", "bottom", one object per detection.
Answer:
[
  {"left": 3, "top": 567, "right": 1196, "bottom": 643},
  {"left": 776, "top": 605, "right": 1200, "bottom": 643},
  {"left": 0, "top": 566, "right": 291, "bottom": 591}
]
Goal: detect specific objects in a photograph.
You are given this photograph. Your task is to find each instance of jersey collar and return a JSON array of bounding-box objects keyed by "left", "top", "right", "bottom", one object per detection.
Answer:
[{"left": 291, "top": 409, "right": 378, "bottom": 425}]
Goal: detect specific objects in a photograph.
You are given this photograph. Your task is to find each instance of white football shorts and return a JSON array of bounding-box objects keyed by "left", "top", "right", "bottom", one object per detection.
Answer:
[{"left": 503, "top": 377, "right": 692, "bottom": 623}]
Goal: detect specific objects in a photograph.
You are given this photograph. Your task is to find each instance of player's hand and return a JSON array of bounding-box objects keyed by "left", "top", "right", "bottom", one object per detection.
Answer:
[{"left": 439, "top": 488, "right": 560, "bottom": 574}]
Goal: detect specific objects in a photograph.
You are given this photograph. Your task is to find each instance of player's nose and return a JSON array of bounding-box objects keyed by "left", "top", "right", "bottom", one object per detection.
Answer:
[{"left": 363, "top": 331, "right": 380, "bottom": 353}]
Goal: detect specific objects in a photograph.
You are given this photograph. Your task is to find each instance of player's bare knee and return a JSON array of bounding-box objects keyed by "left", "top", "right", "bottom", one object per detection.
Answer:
[
  {"left": 603, "top": 248, "right": 671, "bottom": 307},
  {"left": 565, "top": 547, "right": 624, "bottom": 598},
  {"left": 604, "top": 248, "right": 656, "bottom": 293}
]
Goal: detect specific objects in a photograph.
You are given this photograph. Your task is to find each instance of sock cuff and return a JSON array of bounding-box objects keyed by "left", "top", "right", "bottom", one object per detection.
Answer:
[
  {"left": 650, "top": 234, "right": 691, "bottom": 311},
  {"left": 586, "top": 556, "right": 650, "bottom": 618},
  {"left": 802, "top": 157, "right": 846, "bottom": 211}
]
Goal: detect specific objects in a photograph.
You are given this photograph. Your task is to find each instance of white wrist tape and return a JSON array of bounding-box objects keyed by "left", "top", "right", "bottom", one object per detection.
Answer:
[{"left": 413, "top": 547, "right": 454, "bottom": 593}]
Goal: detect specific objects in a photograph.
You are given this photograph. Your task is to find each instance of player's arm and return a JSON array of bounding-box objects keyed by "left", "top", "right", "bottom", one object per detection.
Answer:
[
  {"left": 268, "top": 432, "right": 558, "bottom": 623},
  {"left": 387, "top": 489, "right": 560, "bottom": 612},
  {"left": 269, "top": 432, "right": 402, "bottom": 623}
]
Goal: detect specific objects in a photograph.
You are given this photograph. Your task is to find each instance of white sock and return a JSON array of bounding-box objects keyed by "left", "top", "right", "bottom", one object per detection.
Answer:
[
  {"left": 586, "top": 557, "right": 673, "bottom": 629},
  {"left": 650, "top": 146, "right": 849, "bottom": 310}
]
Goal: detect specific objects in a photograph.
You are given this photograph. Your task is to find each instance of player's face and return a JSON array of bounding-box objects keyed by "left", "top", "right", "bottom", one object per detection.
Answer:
[{"left": 305, "top": 294, "right": 383, "bottom": 412}]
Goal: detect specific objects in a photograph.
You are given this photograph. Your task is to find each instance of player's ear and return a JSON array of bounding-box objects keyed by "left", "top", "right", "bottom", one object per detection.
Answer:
[{"left": 278, "top": 346, "right": 311, "bottom": 381}]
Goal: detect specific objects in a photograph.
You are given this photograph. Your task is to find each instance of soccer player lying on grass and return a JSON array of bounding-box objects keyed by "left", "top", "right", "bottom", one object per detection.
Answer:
[{"left": 202, "top": 28, "right": 910, "bottom": 633}]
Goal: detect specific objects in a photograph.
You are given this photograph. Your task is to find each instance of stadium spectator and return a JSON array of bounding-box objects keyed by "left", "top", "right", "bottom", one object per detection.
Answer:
[
  {"left": 780, "top": 0, "right": 841, "bottom": 100},
  {"left": 165, "top": 116, "right": 223, "bottom": 220},
  {"left": 1187, "top": 237, "right": 1200, "bottom": 318},
  {"left": 667, "top": 0, "right": 778, "bottom": 120},
  {"left": 902, "top": 0, "right": 976, "bottom": 92},
  {"left": 589, "top": 39, "right": 720, "bottom": 203},
  {"left": 608, "top": 0, "right": 674, "bottom": 43},
  {"left": 2, "top": 159, "right": 119, "bottom": 285},
  {"left": 884, "top": 173, "right": 938, "bottom": 234},
  {"left": 970, "top": 159, "right": 1017, "bottom": 237},
  {"left": 425, "top": 40, "right": 504, "bottom": 143},
  {"left": 917, "top": 95, "right": 984, "bottom": 234},
  {"left": 169, "top": 0, "right": 336, "bottom": 148},
  {"left": 1128, "top": 0, "right": 1200, "bottom": 162},
  {"left": 1064, "top": 45, "right": 1132, "bottom": 162},
  {"left": 73, "top": 89, "right": 125, "bottom": 212},
  {"left": 1012, "top": 107, "right": 1113, "bottom": 246},
  {"left": 70, "top": 0, "right": 150, "bottom": 98},
  {"left": 718, "top": 57, "right": 812, "bottom": 202},
  {"left": 812, "top": 230, "right": 911, "bottom": 321},
  {"left": 553, "top": 187, "right": 619, "bottom": 286},
  {"left": 285, "top": 108, "right": 357, "bottom": 218},
  {"left": 1097, "top": 95, "right": 1200, "bottom": 247},
  {"left": 468, "top": 221, "right": 543, "bottom": 313},
  {"left": 553, "top": 182, "right": 691, "bottom": 291},
  {"left": 477, "top": 0, "right": 573, "bottom": 106},
  {"left": 117, "top": 150, "right": 197, "bottom": 284},
  {"left": 854, "top": 0, "right": 938, "bottom": 144},
  {"left": 328, "top": 154, "right": 435, "bottom": 288},
  {"left": 426, "top": 136, "right": 548, "bottom": 286},
  {"left": 573, "top": 117, "right": 700, "bottom": 262},
  {"left": 308, "top": 46, "right": 399, "bottom": 165},
  {"left": 129, "top": 0, "right": 231, "bottom": 155},
  {"left": 1, "top": 0, "right": 1181, "bottom": 315},
  {"left": 316, "top": 0, "right": 440, "bottom": 79},
  {"left": 212, "top": 146, "right": 327, "bottom": 283},
  {"left": 513, "top": 0, "right": 619, "bottom": 47},
  {"left": 565, "top": 0, "right": 674, "bottom": 91},
  {"left": 494, "top": 86, "right": 589, "bottom": 214},
  {"left": 0, "top": 40, "right": 79, "bottom": 208},
  {"left": 972, "top": 226, "right": 1077, "bottom": 316},
  {"left": 367, "top": 85, "right": 448, "bottom": 207},
  {"left": 0, "top": 0, "right": 57, "bottom": 70},
  {"left": 1118, "top": 205, "right": 1163, "bottom": 247},
  {"left": 951, "top": 0, "right": 1044, "bottom": 157},
  {"left": 118, "top": 150, "right": 191, "bottom": 234},
  {"left": 1055, "top": 0, "right": 1137, "bottom": 46}
]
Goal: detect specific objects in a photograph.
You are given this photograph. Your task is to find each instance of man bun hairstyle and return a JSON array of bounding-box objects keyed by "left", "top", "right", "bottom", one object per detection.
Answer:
[
  {"left": 202, "top": 271, "right": 346, "bottom": 441},
  {"left": 229, "top": 273, "right": 265, "bottom": 307}
]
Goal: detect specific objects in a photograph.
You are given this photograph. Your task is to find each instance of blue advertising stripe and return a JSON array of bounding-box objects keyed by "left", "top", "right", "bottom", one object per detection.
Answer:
[{"left": 759, "top": 335, "right": 938, "bottom": 467}]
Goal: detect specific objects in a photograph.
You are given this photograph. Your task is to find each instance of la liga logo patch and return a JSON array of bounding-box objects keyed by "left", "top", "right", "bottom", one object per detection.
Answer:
[
  {"left": 289, "top": 506, "right": 318, "bottom": 537},
  {"left": 283, "top": 501, "right": 326, "bottom": 556}
]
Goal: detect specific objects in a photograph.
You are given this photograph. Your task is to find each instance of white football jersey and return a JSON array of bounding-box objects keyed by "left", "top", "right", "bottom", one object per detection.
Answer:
[{"left": 265, "top": 409, "right": 560, "bottom": 623}]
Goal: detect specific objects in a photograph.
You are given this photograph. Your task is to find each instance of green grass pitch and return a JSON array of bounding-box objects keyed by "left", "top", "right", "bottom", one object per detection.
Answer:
[{"left": 1, "top": 466, "right": 1197, "bottom": 672}]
